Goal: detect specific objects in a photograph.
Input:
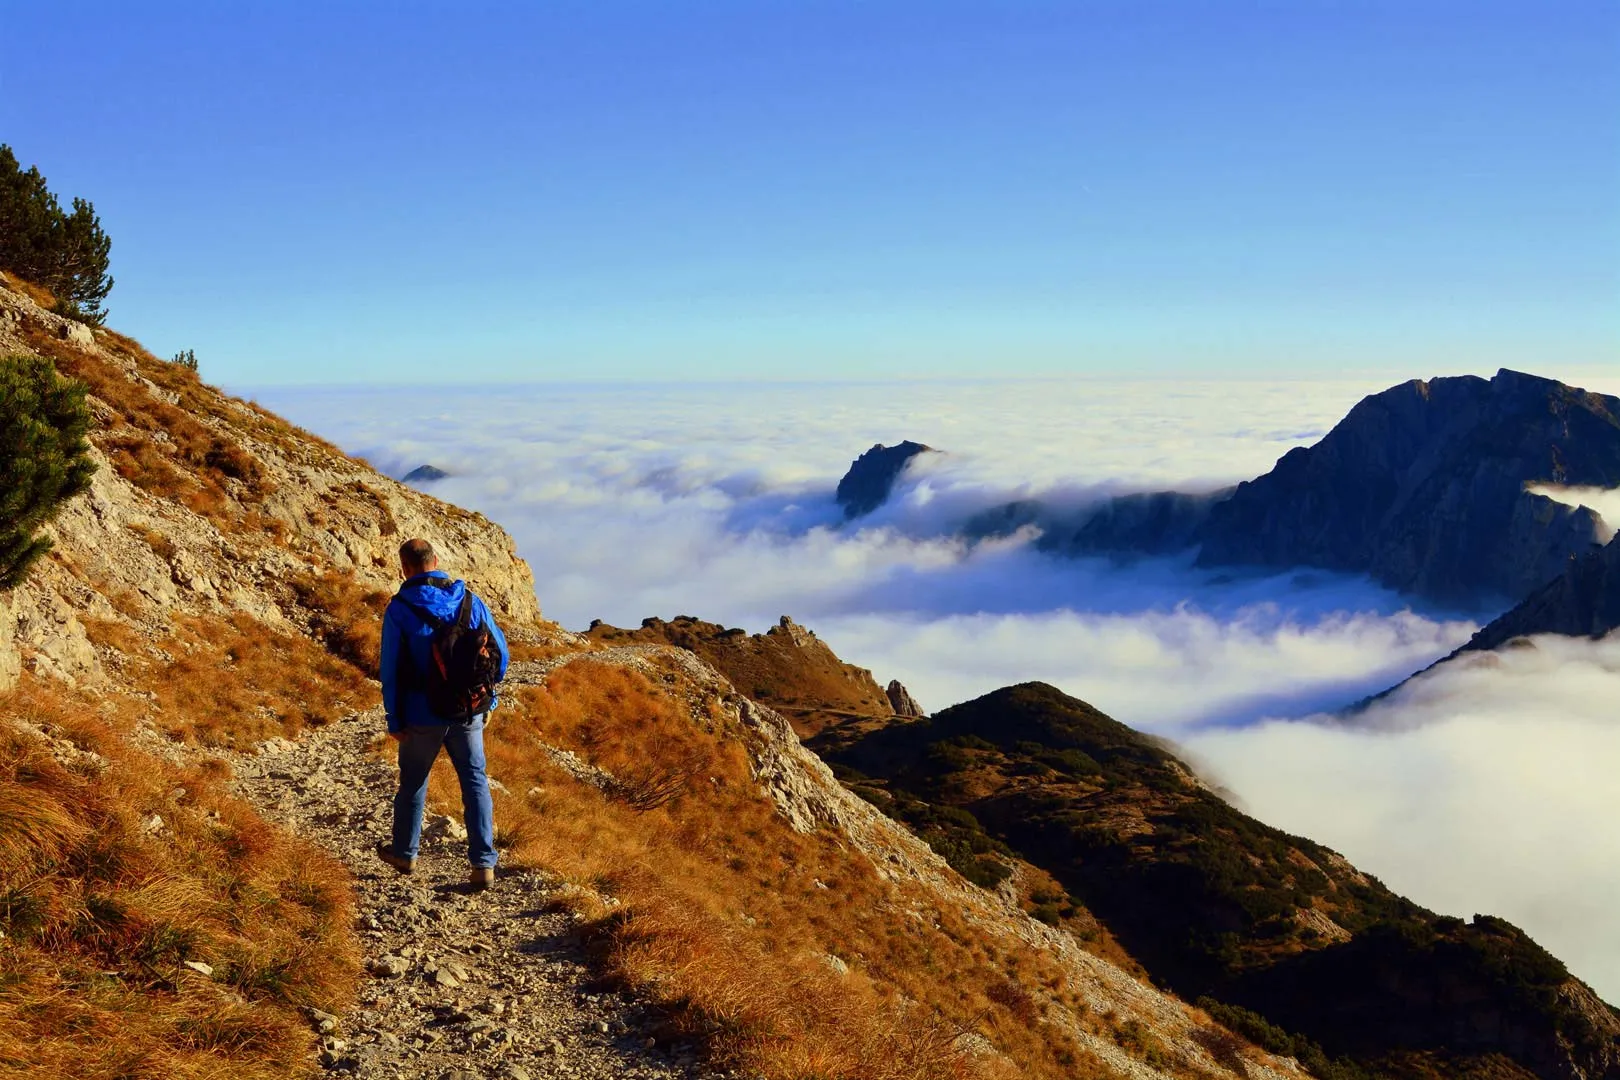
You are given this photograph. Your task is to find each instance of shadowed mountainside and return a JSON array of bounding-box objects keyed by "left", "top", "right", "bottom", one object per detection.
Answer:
[
  {"left": 1457, "top": 532, "right": 1620, "bottom": 654},
  {"left": 1189, "top": 370, "right": 1620, "bottom": 606},
  {"left": 826, "top": 680, "right": 1620, "bottom": 1080},
  {"left": 961, "top": 370, "right": 1620, "bottom": 609}
]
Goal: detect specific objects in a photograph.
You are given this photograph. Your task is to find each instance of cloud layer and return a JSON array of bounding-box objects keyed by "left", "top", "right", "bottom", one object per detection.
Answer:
[
  {"left": 259, "top": 375, "right": 1620, "bottom": 999},
  {"left": 1187, "top": 635, "right": 1620, "bottom": 1000}
]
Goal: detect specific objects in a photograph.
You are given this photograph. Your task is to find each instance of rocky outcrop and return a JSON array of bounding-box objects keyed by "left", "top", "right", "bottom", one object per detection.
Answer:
[
  {"left": 885, "top": 679, "right": 924, "bottom": 717},
  {"left": 1458, "top": 532, "right": 1620, "bottom": 653},
  {"left": 585, "top": 614, "right": 895, "bottom": 738},
  {"left": 1194, "top": 370, "right": 1620, "bottom": 605},
  {"left": 835, "top": 441, "right": 936, "bottom": 519}
]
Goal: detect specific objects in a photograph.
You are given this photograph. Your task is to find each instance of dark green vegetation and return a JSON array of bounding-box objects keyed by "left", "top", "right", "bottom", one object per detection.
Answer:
[
  {"left": 0, "top": 145, "right": 114, "bottom": 324},
  {"left": 829, "top": 682, "right": 1620, "bottom": 1080},
  {"left": 0, "top": 354, "right": 95, "bottom": 590}
]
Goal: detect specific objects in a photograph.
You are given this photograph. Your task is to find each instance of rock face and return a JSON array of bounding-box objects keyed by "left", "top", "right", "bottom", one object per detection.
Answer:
[
  {"left": 885, "top": 679, "right": 923, "bottom": 717},
  {"left": 1459, "top": 532, "right": 1620, "bottom": 653},
  {"left": 1194, "top": 370, "right": 1620, "bottom": 606},
  {"left": 834, "top": 441, "right": 935, "bottom": 519}
]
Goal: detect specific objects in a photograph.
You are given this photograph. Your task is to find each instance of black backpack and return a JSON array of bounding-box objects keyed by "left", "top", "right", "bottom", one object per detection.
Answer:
[{"left": 395, "top": 579, "right": 503, "bottom": 721}]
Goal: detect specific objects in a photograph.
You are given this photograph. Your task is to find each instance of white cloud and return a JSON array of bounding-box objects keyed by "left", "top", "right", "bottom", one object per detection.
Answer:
[
  {"left": 256, "top": 374, "right": 1619, "bottom": 1001},
  {"left": 1528, "top": 484, "right": 1620, "bottom": 543}
]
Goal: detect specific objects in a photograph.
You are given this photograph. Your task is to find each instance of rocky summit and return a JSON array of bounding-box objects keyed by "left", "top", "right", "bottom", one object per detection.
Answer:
[
  {"left": 834, "top": 440, "right": 936, "bottom": 519},
  {"left": 1193, "top": 369, "right": 1620, "bottom": 606},
  {"left": 402, "top": 464, "right": 450, "bottom": 484},
  {"left": 586, "top": 614, "right": 900, "bottom": 738}
]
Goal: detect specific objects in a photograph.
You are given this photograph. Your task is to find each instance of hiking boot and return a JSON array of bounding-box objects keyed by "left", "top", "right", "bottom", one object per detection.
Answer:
[
  {"left": 468, "top": 866, "right": 494, "bottom": 892},
  {"left": 375, "top": 842, "right": 415, "bottom": 875}
]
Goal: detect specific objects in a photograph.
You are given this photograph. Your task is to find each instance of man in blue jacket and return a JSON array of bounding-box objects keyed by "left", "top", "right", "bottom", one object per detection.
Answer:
[{"left": 376, "top": 538, "right": 510, "bottom": 891}]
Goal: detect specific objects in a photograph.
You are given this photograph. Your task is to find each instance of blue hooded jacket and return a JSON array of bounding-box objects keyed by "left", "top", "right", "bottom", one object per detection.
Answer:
[{"left": 380, "top": 570, "right": 511, "bottom": 732}]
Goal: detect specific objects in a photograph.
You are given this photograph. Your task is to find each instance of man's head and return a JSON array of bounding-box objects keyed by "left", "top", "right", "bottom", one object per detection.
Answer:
[{"left": 399, "top": 538, "right": 439, "bottom": 579}]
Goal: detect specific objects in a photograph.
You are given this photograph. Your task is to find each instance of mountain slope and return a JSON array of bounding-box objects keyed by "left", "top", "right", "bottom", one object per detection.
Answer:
[
  {"left": 0, "top": 278, "right": 1302, "bottom": 1080},
  {"left": 1456, "top": 532, "right": 1620, "bottom": 653},
  {"left": 828, "top": 681, "right": 1620, "bottom": 1080}
]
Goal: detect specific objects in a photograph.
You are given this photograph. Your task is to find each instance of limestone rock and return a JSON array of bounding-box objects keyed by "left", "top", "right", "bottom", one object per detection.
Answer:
[
  {"left": 59, "top": 320, "right": 95, "bottom": 347},
  {"left": 885, "top": 679, "right": 923, "bottom": 717}
]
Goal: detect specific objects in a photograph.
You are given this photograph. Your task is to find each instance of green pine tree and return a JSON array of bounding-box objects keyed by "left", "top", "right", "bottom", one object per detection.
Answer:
[
  {"left": 0, "top": 353, "right": 96, "bottom": 590},
  {"left": 0, "top": 145, "right": 115, "bottom": 325}
]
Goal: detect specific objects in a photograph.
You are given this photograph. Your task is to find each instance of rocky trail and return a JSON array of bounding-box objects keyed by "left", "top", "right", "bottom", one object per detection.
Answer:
[{"left": 227, "top": 659, "right": 735, "bottom": 1080}]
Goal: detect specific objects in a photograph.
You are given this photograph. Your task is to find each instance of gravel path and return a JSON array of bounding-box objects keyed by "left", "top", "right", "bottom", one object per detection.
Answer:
[{"left": 229, "top": 704, "right": 733, "bottom": 1080}]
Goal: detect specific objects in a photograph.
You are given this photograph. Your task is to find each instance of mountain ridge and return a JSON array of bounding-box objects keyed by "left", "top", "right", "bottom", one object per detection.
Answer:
[{"left": 0, "top": 276, "right": 1310, "bottom": 1080}]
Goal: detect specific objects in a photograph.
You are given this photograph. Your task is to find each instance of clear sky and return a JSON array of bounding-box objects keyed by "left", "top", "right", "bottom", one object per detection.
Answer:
[{"left": 3, "top": 1, "right": 1616, "bottom": 385}]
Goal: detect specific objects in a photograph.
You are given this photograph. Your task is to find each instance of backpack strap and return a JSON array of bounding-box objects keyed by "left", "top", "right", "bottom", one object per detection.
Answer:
[{"left": 455, "top": 591, "right": 475, "bottom": 630}]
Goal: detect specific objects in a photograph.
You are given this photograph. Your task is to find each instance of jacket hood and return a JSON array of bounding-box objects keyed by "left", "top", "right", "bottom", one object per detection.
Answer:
[{"left": 396, "top": 571, "right": 467, "bottom": 620}]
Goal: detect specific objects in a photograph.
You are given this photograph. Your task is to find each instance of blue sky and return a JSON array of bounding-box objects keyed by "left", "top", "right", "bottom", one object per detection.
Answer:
[{"left": 3, "top": 1, "right": 1616, "bottom": 385}]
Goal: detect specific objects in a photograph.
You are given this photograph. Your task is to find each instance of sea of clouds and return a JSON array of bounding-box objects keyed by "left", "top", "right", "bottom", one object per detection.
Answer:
[{"left": 260, "top": 371, "right": 1620, "bottom": 999}]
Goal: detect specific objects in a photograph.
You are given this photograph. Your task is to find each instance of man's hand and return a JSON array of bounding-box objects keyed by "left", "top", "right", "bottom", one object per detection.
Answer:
[{"left": 388, "top": 730, "right": 406, "bottom": 743}]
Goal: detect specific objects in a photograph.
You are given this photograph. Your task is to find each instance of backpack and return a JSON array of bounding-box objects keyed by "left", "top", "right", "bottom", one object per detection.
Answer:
[{"left": 395, "top": 579, "right": 503, "bottom": 721}]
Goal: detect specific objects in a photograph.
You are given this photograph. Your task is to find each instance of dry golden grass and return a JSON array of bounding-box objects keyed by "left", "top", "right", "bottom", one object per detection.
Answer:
[
  {"left": 134, "top": 613, "right": 379, "bottom": 748},
  {"left": 410, "top": 657, "right": 1118, "bottom": 1080},
  {"left": 0, "top": 269, "right": 57, "bottom": 309},
  {"left": 290, "top": 571, "right": 391, "bottom": 677},
  {"left": 0, "top": 677, "right": 358, "bottom": 1079},
  {"left": 19, "top": 323, "right": 274, "bottom": 530}
]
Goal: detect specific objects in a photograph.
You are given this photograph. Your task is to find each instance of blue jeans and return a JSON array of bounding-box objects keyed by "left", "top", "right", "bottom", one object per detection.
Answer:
[{"left": 391, "top": 715, "right": 497, "bottom": 869}]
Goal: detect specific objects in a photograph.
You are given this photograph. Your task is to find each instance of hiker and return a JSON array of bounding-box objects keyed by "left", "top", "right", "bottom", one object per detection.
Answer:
[{"left": 376, "top": 538, "right": 510, "bottom": 890}]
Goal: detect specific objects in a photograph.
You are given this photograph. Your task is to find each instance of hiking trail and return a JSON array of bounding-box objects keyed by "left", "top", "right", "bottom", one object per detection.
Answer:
[{"left": 228, "top": 657, "right": 736, "bottom": 1080}]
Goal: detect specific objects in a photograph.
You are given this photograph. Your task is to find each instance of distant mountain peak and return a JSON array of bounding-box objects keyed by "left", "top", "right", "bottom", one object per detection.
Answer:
[
  {"left": 402, "top": 463, "right": 449, "bottom": 484},
  {"left": 835, "top": 440, "right": 937, "bottom": 519}
]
